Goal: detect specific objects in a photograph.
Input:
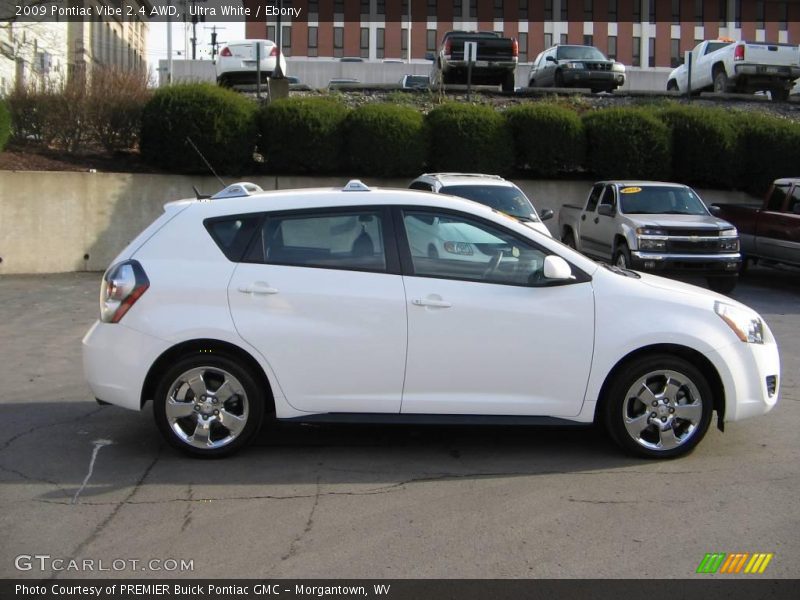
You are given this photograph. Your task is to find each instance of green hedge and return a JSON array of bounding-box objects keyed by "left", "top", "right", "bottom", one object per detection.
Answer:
[
  {"left": 0, "top": 99, "right": 10, "bottom": 152},
  {"left": 259, "top": 97, "right": 348, "bottom": 173},
  {"left": 140, "top": 83, "right": 257, "bottom": 174},
  {"left": 505, "top": 103, "right": 584, "bottom": 177},
  {"left": 659, "top": 106, "right": 739, "bottom": 189},
  {"left": 426, "top": 103, "right": 514, "bottom": 174},
  {"left": 346, "top": 103, "right": 427, "bottom": 176},
  {"left": 583, "top": 107, "right": 671, "bottom": 180},
  {"left": 735, "top": 113, "right": 800, "bottom": 195}
]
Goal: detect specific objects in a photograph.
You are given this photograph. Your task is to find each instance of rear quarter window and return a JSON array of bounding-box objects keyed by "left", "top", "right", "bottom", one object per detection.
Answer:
[{"left": 204, "top": 215, "right": 262, "bottom": 261}]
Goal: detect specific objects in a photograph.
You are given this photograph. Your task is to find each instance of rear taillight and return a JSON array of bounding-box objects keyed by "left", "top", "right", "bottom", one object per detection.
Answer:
[
  {"left": 734, "top": 44, "right": 745, "bottom": 61},
  {"left": 100, "top": 260, "right": 149, "bottom": 324},
  {"left": 512, "top": 38, "right": 519, "bottom": 58},
  {"left": 219, "top": 47, "right": 232, "bottom": 57},
  {"left": 444, "top": 38, "right": 452, "bottom": 56},
  {"left": 269, "top": 45, "right": 279, "bottom": 57}
]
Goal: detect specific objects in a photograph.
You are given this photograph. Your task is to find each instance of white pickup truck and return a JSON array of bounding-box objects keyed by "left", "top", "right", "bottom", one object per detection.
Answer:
[
  {"left": 666, "top": 39, "right": 800, "bottom": 101},
  {"left": 559, "top": 181, "right": 742, "bottom": 294}
]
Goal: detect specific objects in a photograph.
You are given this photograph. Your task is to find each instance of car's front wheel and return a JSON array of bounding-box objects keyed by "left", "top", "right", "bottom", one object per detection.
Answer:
[
  {"left": 603, "top": 355, "right": 713, "bottom": 458},
  {"left": 154, "top": 353, "right": 265, "bottom": 457}
]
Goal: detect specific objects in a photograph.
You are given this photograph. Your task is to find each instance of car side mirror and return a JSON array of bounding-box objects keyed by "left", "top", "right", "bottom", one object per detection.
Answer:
[
  {"left": 425, "top": 52, "right": 435, "bottom": 61},
  {"left": 709, "top": 205, "right": 721, "bottom": 216},
  {"left": 543, "top": 255, "right": 573, "bottom": 281},
  {"left": 539, "top": 208, "right": 554, "bottom": 221},
  {"left": 546, "top": 56, "right": 557, "bottom": 63},
  {"left": 597, "top": 204, "right": 615, "bottom": 217}
]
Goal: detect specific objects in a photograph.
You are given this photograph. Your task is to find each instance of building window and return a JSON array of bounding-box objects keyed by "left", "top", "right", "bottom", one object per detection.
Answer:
[
  {"left": 308, "top": 0, "right": 318, "bottom": 15},
  {"left": 545, "top": 0, "right": 553, "bottom": 20},
  {"left": 308, "top": 27, "right": 318, "bottom": 58},
  {"left": 756, "top": 0, "right": 765, "bottom": 28},
  {"left": 519, "top": 32, "right": 528, "bottom": 61},
  {"left": 632, "top": 36, "right": 641, "bottom": 66},
  {"left": 427, "top": 29, "right": 437, "bottom": 52},
  {"left": 267, "top": 25, "right": 276, "bottom": 40},
  {"left": 494, "top": 0, "right": 503, "bottom": 19},
  {"left": 672, "top": 0, "right": 680, "bottom": 23},
  {"left": 583, "top": 34, "right": 593, "bottom": 46},
  {"left": 377, "top": 0, "right": 385, "bottom": 14},
  {"left": 377, "top": 28, "right": 385, "bottom": 59},
  {"left": 648, "top": 37, "right": 655, "bottom": 67},
  {"left": 360, "top": 27, "right": 369, "bottom": 58},
  {"left": 695, "top": 0, "right": 703, "bottom": 24},
  {"left": 560, "top": 33, "right": 568, "bottom": 45},
  {"left": 608, "top": 0, "right": 617, "bottom": 22},
  {"left": 335, "top": 0, "right": 344, "bottom": 16},
  {"left": 670, "top": 39, "right": 681, "bottom": 68},
  {"left": 633, "top": 0, "right": 641, "bottom": 21},
  {"left": 334, "top": 27, "right": 344, "bottom": 58},
  {"left": 780, "top": 1, "right": 788, "bottom": 31},
  {"left": 453, "top": 0, "right": 463, "bottom": 18},
  {"left": 428, "top": 0, "right": 438, "bottom": 18},
  {"left": 719, "top": 0, "right": 727, "bottom": 25},
  {"left": 282, "top": 26, "right": 292, "bottom": 57},
  {"left": 584, "top": 0, "right": 593, "bottom": 20},
  {"left": 608, "top": 35, "right": 617, "bottom": 60},
  {"left": 361, "top": 0, "right": 370, "bottom": 16},
  {"left": 649, "top": 0, "right": 656, "bottom": 24},
  {"left": 544, "top": 32, "right": 553, "bottom": 48},
  {"left": 469, "top": 0, "right": 477, "bottom": 18},
  {"left": 561, "top": 0, "right": 568, "bottom": 21},
  {"left": 519, "top": 0, "right": 528, "bottom": 20},
  {"left": 401, "top": 28, "right": 408, "bottom": 59}
]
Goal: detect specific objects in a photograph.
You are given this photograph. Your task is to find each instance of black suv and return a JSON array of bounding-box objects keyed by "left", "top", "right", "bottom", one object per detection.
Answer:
[{"left": 528, "top": 45, "right": 626, "bottom": 93}]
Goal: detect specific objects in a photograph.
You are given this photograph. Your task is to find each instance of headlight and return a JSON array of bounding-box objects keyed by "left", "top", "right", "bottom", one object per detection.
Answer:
[
  {"left": 636, "top": 227, "right": 667, "bottom": 236},
  {"left": 563, "top": 62, "right": 584, "bottom": 69},
  {"left": 612, "top": 62, "right": 626, "bottom": 73},
  {"left": 720, "top": 228, "right": 737, "bottom": 237},
  {"left": 715, "top": 301, "right": 764, "bottom": 344},
  {"left": 638, "top": 238, "right": 666, "bottom": 251}
]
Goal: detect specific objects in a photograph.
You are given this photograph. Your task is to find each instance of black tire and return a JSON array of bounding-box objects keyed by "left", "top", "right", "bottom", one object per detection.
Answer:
[
  {"left": 153, "top": 352, "right": 266, "bottom": 458},
  {"left": 667, "top": 80, "right": 679, "bottom": 91},
  {"left": 554, "top": 70, "right": 565, "bottom": 87},
  {"left": 502, "top": 71, "right": 515, "bottom": 92},
  {"left": 528, "top": 78, "right": 536, "bottom": 88},
  {"left": 603, "top": 354, "right": 714, "bottom": 459},
  {"left": 562, "top": 230, "right": 576, "bottom": 249},
  {"left": 713, "top": 69, "right": 730, "bottom": 93},
  {"left": 771, "top": 87, "right": 790, "bottom": 103},
  {"left": 707, "top": 275, "right": 738, "bottom": 294},
  {"left": 613, "top": 242, "right": 632, "bottom": 269}
]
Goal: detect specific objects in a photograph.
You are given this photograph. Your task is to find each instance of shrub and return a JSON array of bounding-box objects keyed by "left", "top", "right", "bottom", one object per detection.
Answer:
[
  {"left": 659, "top": 105, "right": 739, "bottom": 189},
  {"left": 258, "top": 97, "right": 349, "bottom": 174},
  {"left": 88, "top": 66, "right": 151, "bottom": 152},
  {"left": 5, "top": 84, "right": 84, "bottom": 150},
  {"left": 426, "top": 103, "right": 514, "bottom": 174},
  {"left": 735, "top": 113, "right": 800, "bottom": 195},
  {"left": 582, "top": 108, "right": 671, "bottom": 180},
  {"left": 505, "top": 103, "right": 584, "bottom": 176},
  {"left": 345, "top": 103, "right": 427, "bottom": 176},
  {"left": 0, "top": 99, "right": 10, "bottom": 152},
  {"left": 140, "top": 83, "right": 257, "bottom": 174}
]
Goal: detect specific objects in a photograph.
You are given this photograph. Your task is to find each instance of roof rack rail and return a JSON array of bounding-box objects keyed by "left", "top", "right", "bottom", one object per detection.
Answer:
[
  {"left": 343, "top": 180, "right": 371, "bottom": 192},
  {"left": 211, "top": 182, "right": 264, "bottom": 199}
]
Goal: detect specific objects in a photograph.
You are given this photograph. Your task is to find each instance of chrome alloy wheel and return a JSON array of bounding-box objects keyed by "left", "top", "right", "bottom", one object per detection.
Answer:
[
  {"left": 165, "top": 367, "right": 249, "bottom": 450},
  {"left": 622, "top": 370, "right": 704, "bottom": 451}
]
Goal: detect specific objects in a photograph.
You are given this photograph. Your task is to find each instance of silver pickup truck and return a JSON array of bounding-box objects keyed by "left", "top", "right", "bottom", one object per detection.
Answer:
[{"left": 559, "top": 181, "right": 742, "bottom": 293}]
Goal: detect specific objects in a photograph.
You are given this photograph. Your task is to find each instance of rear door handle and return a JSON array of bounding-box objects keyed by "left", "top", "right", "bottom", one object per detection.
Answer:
[
  {"left": 238, "top": 282, "right": 279, "bottom": 295},
  {"left": 594, "top": 217, "right": 600, "bottom": 224},
  {"left": 412, "top": 298, "right": 452, "bottom": 308}
]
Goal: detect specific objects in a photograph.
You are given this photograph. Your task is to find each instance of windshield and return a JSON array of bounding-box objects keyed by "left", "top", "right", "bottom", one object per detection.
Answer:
[
  {"left": 440, "top": 185, "right": 538, "bottom": 220},
  {"left": 556, "top": 46, "right": 607, "bottom": 61},
  {"left": 405, "top": 76, "right": 430, "bottom": 86},
  {"left": 619, "top": 186, "right": 709, "bottom": 215}
]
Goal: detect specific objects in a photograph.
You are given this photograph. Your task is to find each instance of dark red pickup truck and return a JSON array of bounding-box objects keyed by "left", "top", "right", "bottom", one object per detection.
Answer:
[{"left": 713, "top": 178, "right": 800, "bottom": 270}]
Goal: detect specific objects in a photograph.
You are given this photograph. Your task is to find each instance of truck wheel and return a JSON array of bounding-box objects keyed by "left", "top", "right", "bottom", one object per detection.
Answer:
[
  {"left": 667, "top": 80, "right": 679, "bottom": 91},
  {"left": 707, "top": 276, "right": 737, "bottom": 295},
  {"left": 771, "top": 87, "right": 790, "bottom": 103},
  {"left": 554, "top": 70, "right": 565, "bottom": 87},
  {"left": 613, "top": 243, "right": 632, "bottom": 269},
  {"left": 528, "top": 78, "right": 536, "bottom": 88},
  {"left": 603, "top": 354, "right": 713, "bottom": 459},
  {"left": 562, "top": 230, "right": 576, "bottom": 249},
  {"left": 502, "top": 71, "right": 515, "bottom": 92},
  {"left": 713, "top": 70, "right": 730, "bottom": 93}
]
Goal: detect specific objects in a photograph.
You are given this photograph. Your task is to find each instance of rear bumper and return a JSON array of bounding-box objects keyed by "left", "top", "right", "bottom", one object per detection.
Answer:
[{"left": 630, "top": 251, "right": 741, "bottom": 275}]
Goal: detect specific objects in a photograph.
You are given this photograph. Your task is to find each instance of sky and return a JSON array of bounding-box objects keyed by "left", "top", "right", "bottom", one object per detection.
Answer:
[{"left": 146, "top": 20, "right": 245, "bottom": 69}]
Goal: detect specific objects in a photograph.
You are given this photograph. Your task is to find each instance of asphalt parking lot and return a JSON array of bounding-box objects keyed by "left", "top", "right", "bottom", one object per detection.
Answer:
[{"left": 0, "top": 267, "right": 798, "bottom": 579}]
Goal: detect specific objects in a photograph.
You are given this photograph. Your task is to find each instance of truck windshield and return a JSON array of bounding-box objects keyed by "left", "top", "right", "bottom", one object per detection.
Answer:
[
  {"left": 440, "top": 185, "right": 539, "bottom": 221},
  {"left": 620, "top": 186, "right": 709, "bottom": 215},
  {"left": 557, "top": 46, "right": 607, "bottom": 60}
]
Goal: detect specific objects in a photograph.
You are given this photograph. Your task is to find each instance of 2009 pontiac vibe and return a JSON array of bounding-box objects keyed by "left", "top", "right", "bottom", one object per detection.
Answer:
[{"left": 82, "top": 181, "right": 780, "bottom": 458}]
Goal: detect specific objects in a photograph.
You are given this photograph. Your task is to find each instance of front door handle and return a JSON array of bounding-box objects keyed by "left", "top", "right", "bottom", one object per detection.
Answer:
[
  {"left": 238, "top": 282, "right": 279, "bottom": 295},
  {"left": 412, "top": 297, "right": 452, "bottom": 308}
]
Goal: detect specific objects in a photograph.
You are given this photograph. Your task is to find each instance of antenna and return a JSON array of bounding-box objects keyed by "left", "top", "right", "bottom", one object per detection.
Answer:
[
  {"left": 192, "top": 186, "right": 211, "bottom": 200},
  {"left": 186, "top": 136, "right": 226, "bottom": 188}
]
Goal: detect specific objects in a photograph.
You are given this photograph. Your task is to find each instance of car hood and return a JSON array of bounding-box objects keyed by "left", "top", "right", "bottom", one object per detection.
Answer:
[
  {"left": 632, "top": 271, "right": 757, "bottom": 313},
  {"left": 623, "top": 214, "right": 734, "bottom": 231}
]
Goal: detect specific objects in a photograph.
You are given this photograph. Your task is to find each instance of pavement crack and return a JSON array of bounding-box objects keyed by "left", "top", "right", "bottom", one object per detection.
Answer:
[
  {"left": 180, "top": 484, "right": 194, "bottom": 533},
  {"left": 281, "top": 476, "right": 321, "bottom": 561},
  {"left": 72, "top": 439, "right": 113, "bottom": 504},
  {"left": 0, "top": 463, "right": 71, "bottom": 497}
]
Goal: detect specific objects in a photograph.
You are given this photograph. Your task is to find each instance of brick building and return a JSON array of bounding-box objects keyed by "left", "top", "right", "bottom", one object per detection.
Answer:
[{"left": 244, "top": 1, "right": 800, "bottom": 68}]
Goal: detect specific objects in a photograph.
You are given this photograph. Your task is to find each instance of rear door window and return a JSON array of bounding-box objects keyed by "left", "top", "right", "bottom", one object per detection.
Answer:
[{"left": 766, "top": 184, "right": 791, "bottom": 211}]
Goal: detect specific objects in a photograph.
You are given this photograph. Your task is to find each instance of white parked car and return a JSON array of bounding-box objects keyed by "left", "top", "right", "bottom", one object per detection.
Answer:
[
  {"left": 215, "top": 39, "right": 288, "bottom": 87},
  {"left": 83, "top": 181, "right": 780, "bottom": 459},
  {"left": 408, "top": 173, "right": 554, "bottom": 237}
]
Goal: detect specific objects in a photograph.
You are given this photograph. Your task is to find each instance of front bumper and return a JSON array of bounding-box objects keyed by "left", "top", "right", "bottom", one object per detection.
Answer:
[
  {"left": 630, "top": 251, "right": 741, "bottom": 274},
  {"left": 82, "top": 321, "right": 171, "bottom": 411},
  {"left": 561, "top": 70, "right": 625, "bottom": 88}
]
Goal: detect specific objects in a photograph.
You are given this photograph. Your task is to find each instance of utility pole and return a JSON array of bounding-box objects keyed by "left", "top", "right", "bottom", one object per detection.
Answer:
[
  {"left": 205, "top": 25, "right": 226, "bottom": 59},
  {"left": 167, "top": 0, "right": 173, "bottom": 84},
  {"left": 273, "top": 0, "right": 285, "bottom": 78}
]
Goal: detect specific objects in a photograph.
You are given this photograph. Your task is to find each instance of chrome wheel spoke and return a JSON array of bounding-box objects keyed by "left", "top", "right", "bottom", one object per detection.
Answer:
[
  {"left": 624, "top": 413, "right": 650, "bottom": 438},
  {"left": 214, "top": 377, "right": 238, "bottom": 403},
  {"left": 658, "top": 426, "right": 680, "bottom": 450},
  {"left": 219, "top": 408, "right": 246, "bottom": 436},
  {"left": 674, "top": 401, "right": 702, "bottom": 424},
  {"left": 185, "top": 372, "right": 209, "bottom": 400},
  {"left": 637, "top": 384, "right": 658, "bottom": 406},
  {"left": 166, "top": 398, "right": 195, "bottom": 420},
  {"left": 663, "top": 377, "right": 682, "bottom": 404},
  {"left": 191, "top": 421, "right": 212, "bottom": 447}
]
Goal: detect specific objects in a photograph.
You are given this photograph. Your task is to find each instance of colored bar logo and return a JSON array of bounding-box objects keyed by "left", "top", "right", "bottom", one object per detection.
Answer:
[{"left": 696, "top": 553, "right": 774, "bottom": 574}]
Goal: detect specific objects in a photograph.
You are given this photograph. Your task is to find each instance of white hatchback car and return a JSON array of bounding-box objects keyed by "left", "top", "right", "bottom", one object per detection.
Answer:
[
  {"left": 83, "top": 181, "right": 780, "bottom": 458},
  {"left": 216, "top": 39, "right": 288, "bottom": 87},
  {"left": 408, "top": 173, "right": 554, "bottom": 237}
]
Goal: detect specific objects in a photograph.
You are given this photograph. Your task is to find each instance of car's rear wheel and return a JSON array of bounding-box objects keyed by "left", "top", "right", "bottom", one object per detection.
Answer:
[
  {"left": 603, "top": 355, "right": 713, "bottom": 459},
  {"left": 154, "top": 353, "right": 265, "bottom": 457}
]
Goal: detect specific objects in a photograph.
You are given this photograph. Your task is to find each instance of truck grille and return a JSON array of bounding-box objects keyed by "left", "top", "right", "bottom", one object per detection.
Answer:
[
  {"left": 667, "top": 239, "right": 723, "bottom": 254},
  {"left": 586, "top": 62, "right": 612, "bottom": 71}
]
